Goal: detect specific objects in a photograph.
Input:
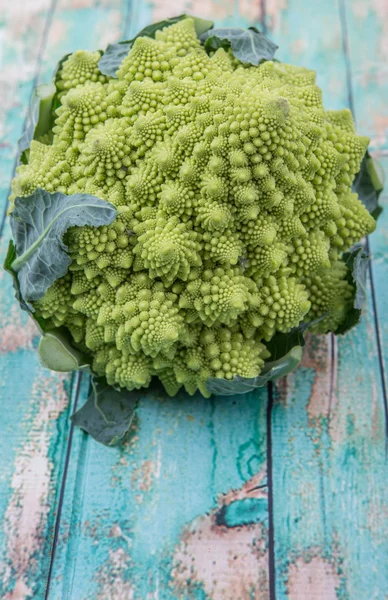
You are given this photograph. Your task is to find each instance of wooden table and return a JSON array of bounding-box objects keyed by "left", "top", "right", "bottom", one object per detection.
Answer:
[{"left": 0, "top": 1, "right": 387, "bottom": 598}]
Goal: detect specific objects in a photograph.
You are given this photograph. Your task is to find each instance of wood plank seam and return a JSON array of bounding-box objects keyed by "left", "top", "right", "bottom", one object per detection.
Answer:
[
  {"left": 123, "top": 0, "right": 134, "bottom": 41},
  {"left": 339, "top": 0, "right": 388, "bottom": 438},
  {"left": 266, "top": 381, "right": 277, "bottom": 600},
  {"left": 364, "top": 236, "right": 388, "bottom": 439},
  {"left": 44, "top": 372, "right": 84, "bottom": 600},
  {"left": 328, "top": 333, "right": 337, "bottom": 420},
  {"left": 260, "top": 0, "right": 267, "bottom": 34}
]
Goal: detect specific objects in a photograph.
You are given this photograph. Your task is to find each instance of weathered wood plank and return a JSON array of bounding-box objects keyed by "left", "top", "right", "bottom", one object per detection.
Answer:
[
  {"left": 266, "top": 0, "right": 388, "bottom": 597},
  {"left": 0, "top": 1, "right": 128, "bottom": 598},
  {"left": 343, "top": 0, "right": 388, "bottom": 420},
  {"left": 0, "top": 3, "right": 75, "bottom": 598},
  {"left": 45, "top": 5, "right": 272, "bottom": 599},
  {"left": 48, "top": 391, "right": 269, "bottom": 599}
]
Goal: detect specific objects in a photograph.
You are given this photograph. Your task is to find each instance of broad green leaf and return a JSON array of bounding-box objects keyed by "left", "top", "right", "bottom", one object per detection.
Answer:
[
  {"left": 98, "top": 14, "right": 214, "bottom": 77},
  {"left": 336, "top": 246, "right": 370, "bottom": 334},
  {"left": 71, "top": 377, "right": 140, "bottom": 446},
  {"left": 38, "top": 329, "right": 90, "bottom": 372},
  {"left": 10, "top": 188, "right": 117, "bottom": 302},
  {"left": 98, "top": 42, "right": 132, "bottom": 78},
  {"left": 200, "top": 27, "right": 278, "bottom": 65},
  {"left": 4, "top": 240, "right": 34, "bottom": 313},
  {"left": 3, "top": 240, "right": 47, "bottom": 333},
  {"left": 18, "top": 83, "right": 56, "bottom": 165},
  {"left": 353, "top": 150, "right": 384, "bottom": 220}
]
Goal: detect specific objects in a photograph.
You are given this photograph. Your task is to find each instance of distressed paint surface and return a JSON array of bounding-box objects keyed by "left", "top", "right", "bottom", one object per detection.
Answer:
[
  {"left": 267, "top": 0, "right": 388, "bottom": 599},
  {"left": 0, "top": 1, "right": 387, "bottom": 600}
]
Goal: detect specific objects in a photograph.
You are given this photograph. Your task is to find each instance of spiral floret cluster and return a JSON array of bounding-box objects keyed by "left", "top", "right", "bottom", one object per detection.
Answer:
[{"left": 11, "top": 18, "right": 376, "bottom": 396}]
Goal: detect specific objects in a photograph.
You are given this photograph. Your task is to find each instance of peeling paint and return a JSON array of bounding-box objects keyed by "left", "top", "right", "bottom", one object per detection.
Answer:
[
  {"left": 266, "top": 0, "right": 288, "bottom": 31},
  {"left": 95, "top": 548, "right": 135, "bottom": 600},
  {"left": 215, "top": 497, "right": 268, "bottom": 528},
  {"left": 287, "top": 555, "right": 341, "bottom": 600},
  {"left": 1, "top": 373, "right": 68, "bottom": 599},
  {"left": 150, "top": 0, "right": 235, "bottom": 23},
  {"left": 302, "top": 334, "right": 338, "bottom": 420},
  {"left": 222, "top": 470, "right": 267, "bottom": 503},
  {"left": 0, "top": 1, "right": 52, "bottom": 143},
  {"left": 0, "top": 315, "right": 38, "bottom": 354},
  {"left": 131, "top": 459, "right": 156, "bottom": 492},
  {"left": 172, "top": 510, "right": 268, "bottom": 600},
  {"left": 171, "top": 472, "right": 269, "bottom": 599}
]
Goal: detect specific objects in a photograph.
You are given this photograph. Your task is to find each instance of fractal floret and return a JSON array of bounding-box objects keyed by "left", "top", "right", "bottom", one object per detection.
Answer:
[{"left": 8, "top": 17, "right": 380, "bottom": 400}]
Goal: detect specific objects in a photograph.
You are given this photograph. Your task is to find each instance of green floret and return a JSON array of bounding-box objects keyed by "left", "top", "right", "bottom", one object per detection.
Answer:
[
  {"left": 179, "top": 266, "right": 255, "bottom": 326},
  {"left": 116, "top": 37, "right": 175, "bottom": 83},
  {"left": 331, "top": 191, "right": 376, "bottom": 250},
  {"left": 103, "top": 347, "right": 154, "bottom": 390},
  {"left": 10, "top": 17, "right": 379, "bottom": 397},
  {"left": 155, "top": 17, "right": 202, "bottom": 57},
  {"left": 53, "top": 82, "right": 110, "bottom": 148},
  {"left": 56, "top": 50, "right": 107, "bottom": 98},
  {"left": 133, "top": 215, "right": 202, "bottom": 283},
  {"left": 10, "top": 143, "right": 70, "bottom": 204},
  {"left": 303, "top": 260, "right": 354, "bottom": 333}
]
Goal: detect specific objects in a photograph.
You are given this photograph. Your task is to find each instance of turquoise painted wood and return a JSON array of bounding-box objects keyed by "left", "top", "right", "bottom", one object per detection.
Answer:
[
  {"left": 265, "top": 1, "right": 388, "bottom": 598},
  {"left": 0, "top": 1, "right": 387, "bottom": 599}
]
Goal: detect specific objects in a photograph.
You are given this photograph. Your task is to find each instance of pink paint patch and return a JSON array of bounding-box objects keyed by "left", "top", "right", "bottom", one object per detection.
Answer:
[
  {"left": 150, "top": 0, "right": 234, "bottom": 22},
  {"left": 301, "top": 333, "right": 338, "bottom": 420},
  {"left": 266, "top": 0, "right": 288, "bottom": 32},
  {"left": 172, "top": 513, "right": 268, "bottom": 599},
  {"left": 131, "top": 459, "right": 156, "bottom": 492},
  {"left": 238, "top": 0, "right": 262, "bottom": 22},
  {"left": 0, "top": 318, "right": 39, "bottom": 354},
  {"left": 96, "top": 548, "right": 135, "bottom": 600},
  {"left": 1, "top": 373, "right": 69, "bottom": 598},
  {"left": 287, "top": 555, "right": 341, "bottom": 600},
  {"left": 171, "top": 472, "right": 269, "bottom": 599}
]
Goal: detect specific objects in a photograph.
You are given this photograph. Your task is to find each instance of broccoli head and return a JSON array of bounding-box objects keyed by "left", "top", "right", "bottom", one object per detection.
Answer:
[{"left": 10, "top": 17, "right": 377, "bottom": 397}]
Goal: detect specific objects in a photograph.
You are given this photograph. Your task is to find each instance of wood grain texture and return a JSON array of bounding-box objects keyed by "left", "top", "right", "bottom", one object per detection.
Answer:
[
  {"left": 344, "top": 0, "right": 388, "bottom": 418},
  {"left": 0, "top": 2, "right": 75, "bottom": 598},
  {"left": 47, "top": 391, "right": 269, "bottom": 599},
  {"left": 0, "top": 0, "right": 387, "bottom": 598}
]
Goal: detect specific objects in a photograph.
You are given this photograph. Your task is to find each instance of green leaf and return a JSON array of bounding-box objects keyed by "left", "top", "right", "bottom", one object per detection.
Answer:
[
  {"left": 98, "top": 42, "right": 132, "bottom": 77},
  {"left": 10, "top": 188, "right": 117, "bottom": 303},
  {"left": 71, "top": 377, "right": 139, "bottom": 446},
  {"left": 352, "top": 150, "right": 384, "bottom": 220},
  {"left": 336, "top": 246, "right": 370, "bottom": 334},
  {"left": 98, "top": 14, "right": 214, "bottom": 77},
  {"left": 38, "top": 329, "right": 90, "bottom": 372},
  {"left": 3, "top": 240, "right": 48, "bottom": 333},
  {"left": 200, "top": 27, "right": 278, "bottom": 65},
  {"left": 18, "top": 83, "right": 56, "bottom": 164}
]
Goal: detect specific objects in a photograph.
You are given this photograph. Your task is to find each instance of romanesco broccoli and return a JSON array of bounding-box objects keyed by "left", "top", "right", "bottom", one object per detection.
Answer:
[{"left": 9, "top": 17, "right": 377, "bottom": 397}]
